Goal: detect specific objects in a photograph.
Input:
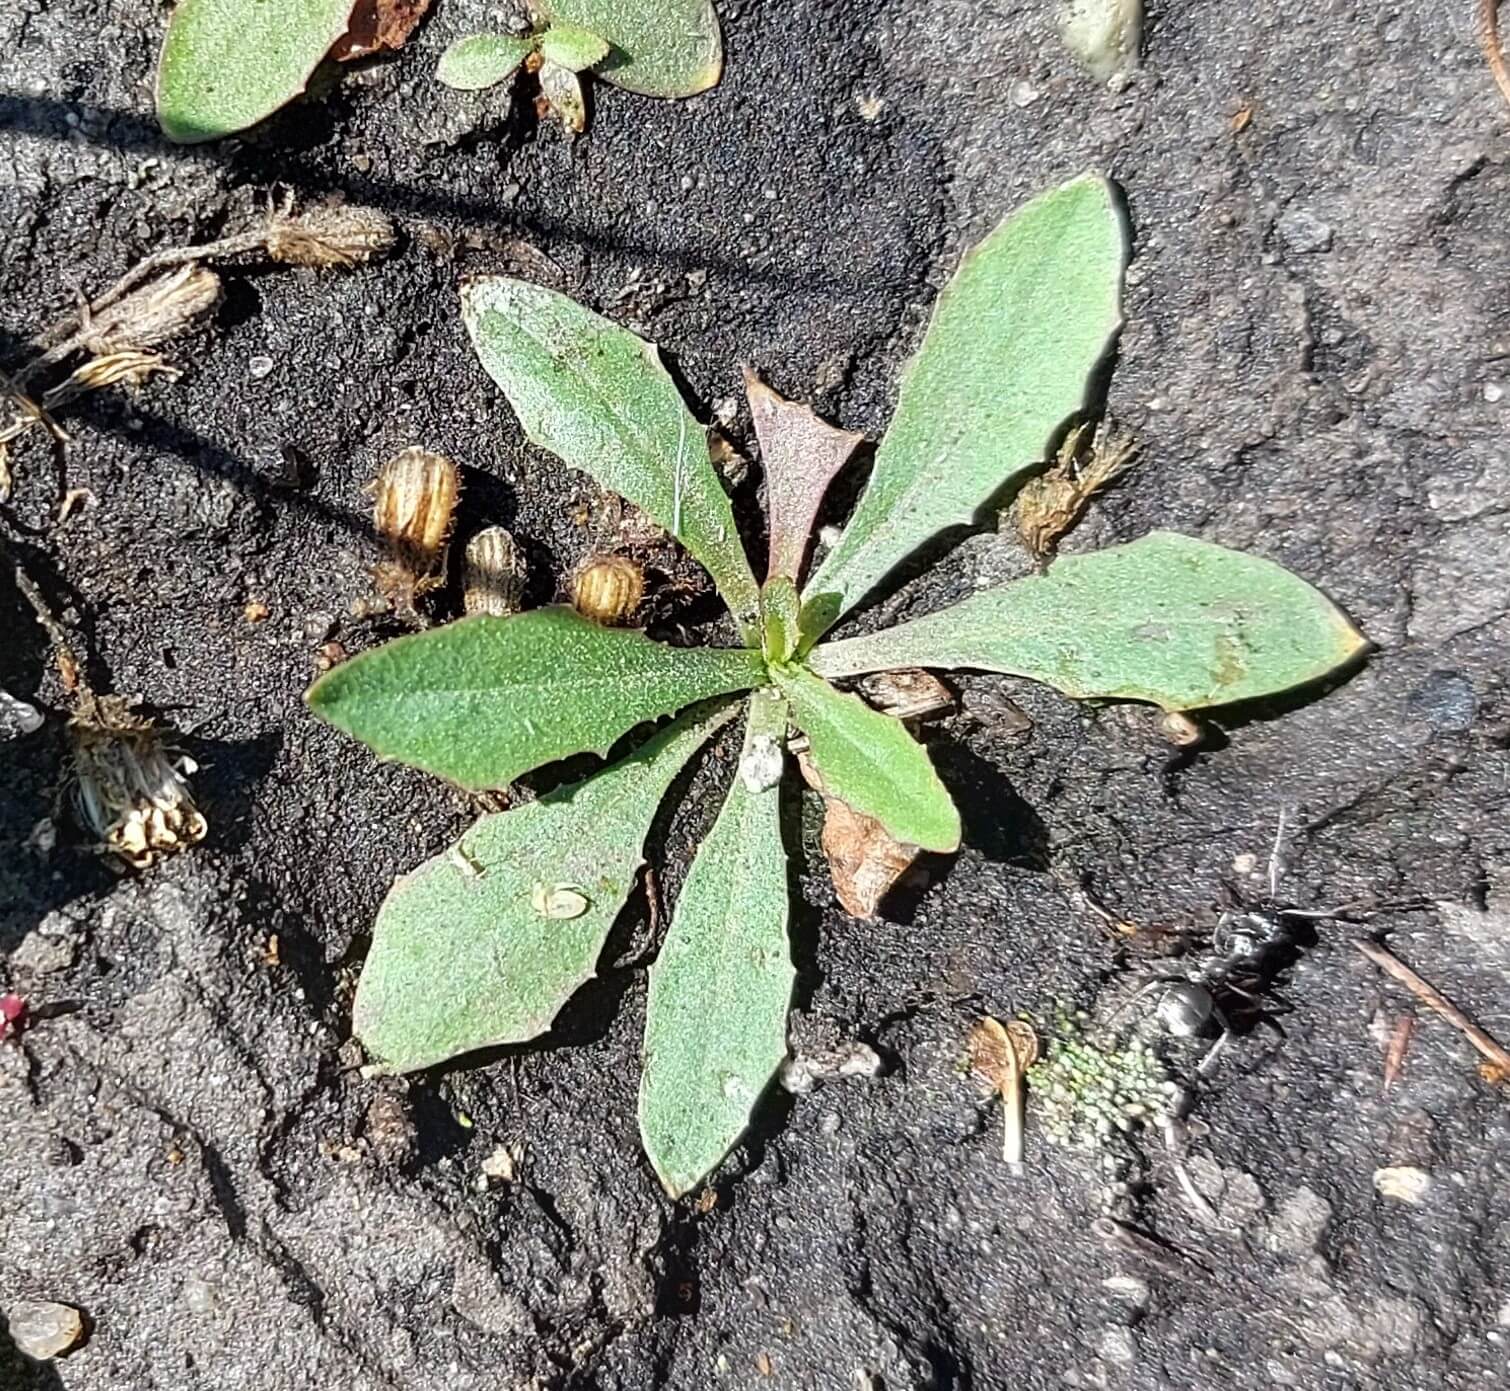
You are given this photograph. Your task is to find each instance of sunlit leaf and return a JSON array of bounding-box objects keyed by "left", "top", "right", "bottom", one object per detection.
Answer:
[
  {"left": 759, "top": 576, "right": 800, "bottom": 664},
  {"left": 462, "top": 277, "right": 760, "bottom": 636},
  {"left": 353, "top": 703, "right": 735, "bottom": 1073},
  {"left": 540, "top": 21, "right": 611, "bottom": 72},
  {"left": 156, "top": 0, "right": 359, "bottom": 143},
  {"left": 639, "top": 690, "right": 793, "bottom": 1196},
  {"left": 436, "top": 32, "right": 536, "bottom": 90},
  {"left": 772, "top": 664, "right": 960, "bottom": 853},
  {"left": 743, "top": 367, "right": 864, "bottom": 586},
  {"left": 802, "top": 174, "right": 1126, "bottom": 636},
  {"left": 809, "top": 531, "right": 1368, "bottom": 711},
  {"left": 306, "top": 608, "right": 766, "bottom": 790},
  {"left": 535, "top": 0, "right": 722, "bottom": 97}
]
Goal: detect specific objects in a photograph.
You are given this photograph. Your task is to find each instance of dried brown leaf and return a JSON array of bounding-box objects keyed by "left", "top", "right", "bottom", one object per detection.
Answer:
[
  {"left": 331, "top": 0, "right": 433, "bottom": 62},
  {"left": 797, "top": 750, "right": 917, "bottom": 919},
  {"left": 857, "top": 668, "right": 953, "bottom": 721},
  {"left": 744, "top": 367, "right": 865, "bottom": 583}
]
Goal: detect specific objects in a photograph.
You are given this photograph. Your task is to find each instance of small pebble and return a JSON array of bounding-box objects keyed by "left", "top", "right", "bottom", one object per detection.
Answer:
[
  {"left": 1373, "top": 1165, "right": 1431, "bottom": 1205},
  {"left": 7, "top": 1301, "right": 85, "bottom": 1360},
  {"left": 1010, "top": 80, "right": 1039, "bottom": 107},
  {"left": 1485, "top": 382, "right": 1504, "bottom": 404},
  {"left": 248, "top": 354, "right": 275, "bottom": 380},
  {"left": 0, "top": 689, "right": 44, "bottom": 741}
]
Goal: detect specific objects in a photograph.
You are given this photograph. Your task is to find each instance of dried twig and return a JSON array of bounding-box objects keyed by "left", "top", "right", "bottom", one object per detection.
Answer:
[
  {"left": 1482, "top": 1, "right": 1510, "bottom": 110},
  {"left": 1382, "top": 1013, "right": 1416, "bottom": 1092},
  {"left": 1355, "top": 938, "right": 1510, "bottom": 1076}
]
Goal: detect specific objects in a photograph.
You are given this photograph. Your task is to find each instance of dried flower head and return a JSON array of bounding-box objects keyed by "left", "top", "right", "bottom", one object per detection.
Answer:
[
  {"left": 462, "top": 526, "right": 527, "bottom": 617},
  {"left": 371, "top": 447, "right": 461, "bottom": 616},
  {"left": 571, "top": 554, "right": 644, "bottom": 626},
  {"left": 265, "top": 205, "right": 398, "bottom": 270},
  {"left": 81, "top": 265, "right": 221, "bottom": 356},
  {"left": 1012, "top": 421, "right": 1137, "bottom": 558},
  {"left": 69, "top": 693, "right": 207, "bottom": 869}
]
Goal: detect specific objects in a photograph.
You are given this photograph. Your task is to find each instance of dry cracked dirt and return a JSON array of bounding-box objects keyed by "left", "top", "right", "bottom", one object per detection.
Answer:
[{"left": 3, "top": 2, "right": 1510, "bottom": 1389}]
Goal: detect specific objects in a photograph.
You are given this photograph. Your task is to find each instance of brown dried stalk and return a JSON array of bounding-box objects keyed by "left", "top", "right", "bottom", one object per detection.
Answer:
[
  {"left": 1482, "top": 1, "right": 1510, "bottom": 109},
  {"left": 1355, "top": 939, "right": 1510, "bottom": 1077}
]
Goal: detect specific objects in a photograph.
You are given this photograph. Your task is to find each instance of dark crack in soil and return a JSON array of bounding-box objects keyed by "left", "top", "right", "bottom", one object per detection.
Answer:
[{"left": 4, "top": 3, "right": 1510, "bottom": 1389}]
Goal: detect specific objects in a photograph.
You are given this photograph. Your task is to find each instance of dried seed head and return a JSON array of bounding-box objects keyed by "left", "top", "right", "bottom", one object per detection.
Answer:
[
  {"left": 81, "top": 265, "right": 221, "bottom": 356},
  {"left": 68, "top": 694, "right": 207, "bottom": 870},
  {"left": 1158, "top": 710, "right": 1204, "bottom": 747},
  {"left": 265, "top": 205, "right": 397, "bottom": 269},
  {"left": 371, "top": 448, "right": 461, "bottom": 608},
  {"left": 571, "top": 554, "right": 644, "bottom": 626},
  {"left": 463, "top": 526, "right": 527, "bottom": 617}
]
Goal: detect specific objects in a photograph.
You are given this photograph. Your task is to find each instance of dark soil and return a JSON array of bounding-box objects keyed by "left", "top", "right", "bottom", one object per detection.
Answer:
[{"left": 4, "top": 2, "right": 1510, "bottom": 1388}]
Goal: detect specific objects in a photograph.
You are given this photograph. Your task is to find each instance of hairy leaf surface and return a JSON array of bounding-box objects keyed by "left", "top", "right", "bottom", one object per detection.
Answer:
[
  {"left": 743, "top": 367, "right": 864, "bottom": 585},
  {"left": 640, "top": 691, "right": 793, "bottom": 1196},
  {"left": 355, "top": 705, "right": 735, "bottom": 1072},
  {"left": 156, "top": 0, "right": 358, "bottom": 143},
  {"left": 463, "top": 278, "right": 759, "bottom": 634},
  {"left": 437, "top": 32, "right": 536, "bottom": 89},
  {"left": 535, "top": 0, "right": 721, "bottom": 96},
  {"left": 802, "top": 174, "right": 1126, "bottom": 636},
  {"left": 809, "top": 532, "right": 1368, "bottom": 711},
  {"left": 540, "top": 21, "right": 611, "bottom": 71},
  {"left": 307, "top": 608, "right": 765, "bottom": 789},
  {"left": 773, "top": 665, "right": 960, "bottom": 853}
]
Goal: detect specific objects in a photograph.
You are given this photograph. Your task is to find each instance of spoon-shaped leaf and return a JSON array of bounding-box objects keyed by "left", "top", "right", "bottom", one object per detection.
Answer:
[
  {"left": 802, "top": 174, "right": 1126, "bottom": 637},
  {"left": 462, "top": 277, "right": 760, "bottom": 637},
  {"left": 640, "top": 690, "right": 794, "bottom": 1196},
  {"left": 306, "top": 608, "right": 766, "bottom": 790},
  {"left": 437, "top": 33, "right": 537, "bottom": 90},
  {"left": 354, "top": 702, "right": 737, "bottom": 1073},
  {"left": 534, "top": 0, "right": 722, "bottom": 97},
  {"left": 156, "top": 0, "right": 359, "bottom": 144},
  {"left": 772, "top": 665, "right": 960, "bottom": 853},
  {"left": 809, "top": 531, "right": 1369, "bottom": 711}
]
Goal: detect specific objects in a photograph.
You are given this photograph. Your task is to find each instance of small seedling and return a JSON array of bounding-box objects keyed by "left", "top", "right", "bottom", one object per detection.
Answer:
[
  {"left": 308, "top": 175, "right": 1367, "bottom": 1197},
  {"left": 155, "top": 0, "right": 721, "bottom": 143}
]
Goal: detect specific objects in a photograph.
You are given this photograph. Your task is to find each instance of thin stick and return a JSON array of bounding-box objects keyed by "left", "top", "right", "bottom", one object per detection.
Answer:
[
  {"left": 1483, "top": 1, "right": 1510, "bottom": 109},
  {"left": 1354, "top": 938, "right": 1510, "bottom": 1075}
]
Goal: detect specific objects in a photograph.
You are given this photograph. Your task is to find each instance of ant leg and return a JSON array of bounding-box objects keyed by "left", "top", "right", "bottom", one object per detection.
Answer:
[
  {"left": 1195, "top": 1003, "right": 1235, "bottom": 1076},
  {"left": 1267, "top": 806, "right": 1292, "bottom": 899}
]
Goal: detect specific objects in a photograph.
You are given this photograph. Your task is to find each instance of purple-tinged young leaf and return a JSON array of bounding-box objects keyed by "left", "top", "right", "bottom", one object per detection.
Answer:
[{"left": 744, "top": 367, "right": 865, "bottom": 586}]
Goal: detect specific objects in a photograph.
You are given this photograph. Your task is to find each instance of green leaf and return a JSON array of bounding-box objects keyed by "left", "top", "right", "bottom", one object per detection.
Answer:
[
  {"left": 639, "top": 689, "right": 794, "bottom": 1196},
  {"left": 437, "top": 32, "right": 536, "bottom": 91},
  {"left": 462, "top": 277, "right": 760, "bottom": 637},
  {"left": 540, "top": 21, "right": 611, "bottom": 72},
  {"left": 802, "top": 174, "right": 1127, "bottom": 638},
  {"left": 535, "top": 0, "right": 722, "bottom": 97},
  {"left": 772, "top": 664, "right": 960, "bottom": 853},
  {"left": 353, "top": 703, "right": 736, "bottom": 1073},
  {"left": 809, "top": 531, "right": 1369, "bottom": 712},
  {"left": 760, "top": 577, "right": 800, "bottom": 664},
  {"left": 306, "top": 608, "right": 766, "bottom": 790},
  {"left": 156, "top": 0, "right": 359, "bottom": 143}
]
